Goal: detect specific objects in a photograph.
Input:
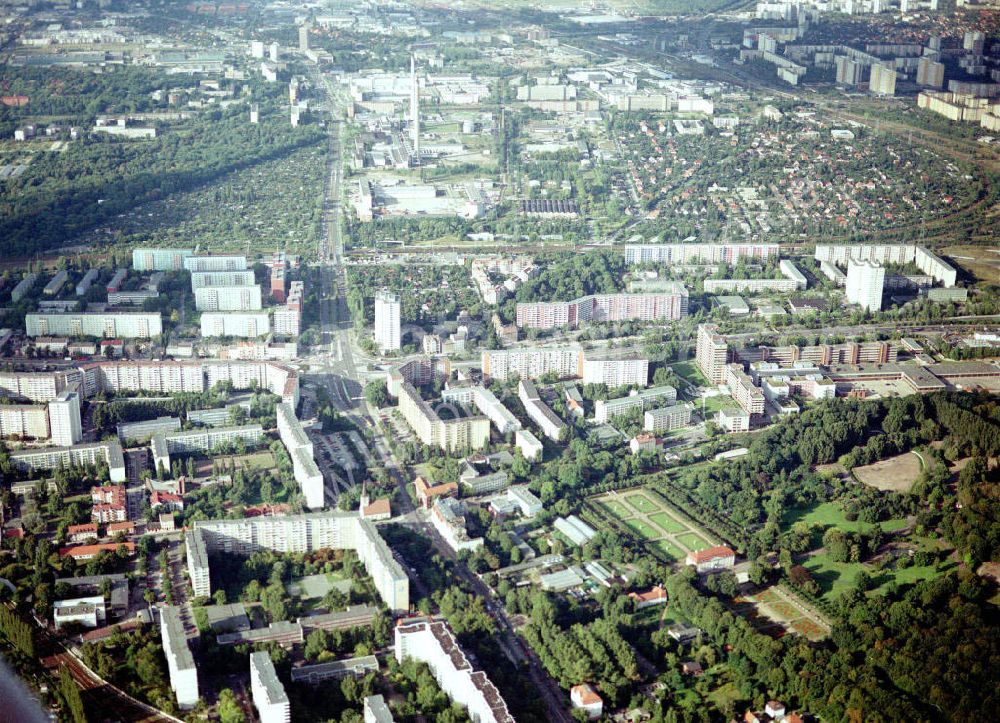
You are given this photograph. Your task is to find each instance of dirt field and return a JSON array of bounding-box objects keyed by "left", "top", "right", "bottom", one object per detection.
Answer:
[
  {"left": 941, "top": 244, "right": 1000, "bottom": 284},
  {"left": 853, "top": 451, "right": 922, "bottom": 492}
]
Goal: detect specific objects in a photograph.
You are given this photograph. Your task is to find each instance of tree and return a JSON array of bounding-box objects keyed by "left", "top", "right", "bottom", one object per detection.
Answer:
[
  {"left": 364, "top": 380, "right": 390, "bottom": 409},
  {"left": 218, "top": 689, "right": 246, "bottom": 723}
]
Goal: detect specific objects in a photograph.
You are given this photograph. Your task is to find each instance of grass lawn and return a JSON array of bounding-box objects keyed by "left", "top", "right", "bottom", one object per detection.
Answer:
[
  {"left": 626, "top": 518, "right": 662, "bottom": 541},
  {"left": 649, "top": 512, "right": 687, "bottom": 534},
  {"left": 783, "top": 501, "right": 908, "bottom": 536},
  {"left": 700, "top": 394, "right": 737, "bottom": 415},
  {"left": 654, "top": 539, "right": 685, "bottom": 560},
  {"left": 669, "top": 359, "right": 709, "bottom": 386},
  {"left": 803, "top": 552, "right": 863, "bottom": 601},
  {"left": 676, "top": 531, "right": 712, "bottom": 552},
  {"left": 623, "top": 493, "right": 661, "bottom": 514},
  {"left": 598, "top": 499, "right": 633, "bottom": 520}
]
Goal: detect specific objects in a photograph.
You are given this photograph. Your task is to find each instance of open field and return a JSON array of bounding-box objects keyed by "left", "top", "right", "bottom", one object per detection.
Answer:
[
  {"left": 941, "top": 244, "right": 1000, "bottom": 284},
  {"left": 853, "top": 451, "right": 922, "bottom": 492}
]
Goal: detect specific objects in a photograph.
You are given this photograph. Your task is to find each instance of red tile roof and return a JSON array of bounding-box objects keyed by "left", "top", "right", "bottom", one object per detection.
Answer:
[{"left": 687, "top": 545, "right": 736, "bottom": 564}]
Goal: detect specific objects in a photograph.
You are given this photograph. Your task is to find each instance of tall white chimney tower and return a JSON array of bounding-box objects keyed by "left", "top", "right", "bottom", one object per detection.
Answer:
[{"left": 410, "top": 55, "right": 420, "bottom": 162}]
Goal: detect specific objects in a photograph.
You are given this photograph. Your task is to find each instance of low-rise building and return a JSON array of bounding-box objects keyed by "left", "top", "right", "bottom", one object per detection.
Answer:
[
  {"left": 643, "top": 403, "right": 692, "bottom": 433},
  {"left": 53, "top": 596, "right": 106, "bottom": 629},
  {"left": 570, "top": 683, "right": 603, "bottom": 720},
  {"left": 716, "top": 407, "right": 750, "bottom": 433},
  {"left": 431, "top": 498, "right": 483, "bottom": 553},
  {"left": 685, "top": 545, "right": 736, "bottom": 573}
]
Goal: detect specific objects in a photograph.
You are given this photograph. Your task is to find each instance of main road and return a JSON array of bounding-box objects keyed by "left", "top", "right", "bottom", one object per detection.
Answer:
[{"left": 308, "top": 66, "right": 573, "bottom": 723}]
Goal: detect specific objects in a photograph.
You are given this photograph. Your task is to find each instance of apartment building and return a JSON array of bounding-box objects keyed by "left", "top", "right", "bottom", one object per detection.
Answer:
[
  {"left": 385, "top": 356, "right": 451, "bottom": 396},
  {"left": 514, "top": 429, "right": 544, "bottom": 462},
  {"left": 594, "top": 385, "right": 677, "bottom": 423},
  {"left": 190, "top": 270, "right": 256, "bottom": 289},
  {"left": 161, "top": 605, "right": 199, "bottom": 709},
  {"left": 516, "top": 288, "right": 688, "bottom": 329},
  {"left": 845, "top": 259, "right": 885, "bottom": 313},
  {"left": 43, "top": 270, "right": 69, "bottom": 296},
  {"left": 440, "top": 385, "right": 521, "bottom": 435},
  {"left": 26, "top": 312, "right": 162, "bottom": 338},
  {"left": 200, "top": 312, "right": 270, "bottom": 338},
  {"left": 0, "top": 404, "right": 50, "bottom": 439},
  {"left": 273, "top": 280, "right": 304, "bottom": 336},
  {"left": 132, "top": 248, "right": 193, "bottom": 271},
  {"left": 11, "top": 440, "right": 126, "bottom": 482},
  {"left": 183, "top": 255, "right": 247, "bottom": 273},
  {"left": 250, "top": 652, "right": 291, "bottom": 723},
  {"left": 374, "top": 290, "right": 401, "bottom": 353},
  {"left": 118, "top": 416, "right": 181, "bottom": 444},
  {"left": 0, "top": 370, "right": 69, "bottom": 402},
  {"left": 397, "top": 382, "right": 490, "bottom": 452},
  {"left": 623, "top": 243, "right": 779, "bottom": 265},
  {"left": 48, "top": 388, "right": 82, "bottom": 446},
  {"left": 76, "top": 268, "right": 100, "bottom": 296},
  {"left": 194, "top": 285, "right": 263, "bottom": 312},
  {"left": 480, "top": 348, "right": 582, "bottom": 382},
  {"left": 703, "top": 278, "right": 801, "bottom": 294},
  {"left": 395, "top": 618, "right": 514, "bottom": 723},
  {"left": 518, "top": 380, "right": 566, "bottom": 441},
  {"left": 696, "top": 324, "right": 729, "bottom": 385},
  {"left": 643, "top": 403, "right": 693, "bottom": 433},
  {"left": 11, "top": 273, "right": 39, "bottom": 302},
  {"left": 151, "top": 425, "right": 264, "bottom": 472},
  {"left": 431, "top": 498, "right": 484, "bottom": 553},
  {"left": 736, "top": 339, "right": 897, "bottom": 367},
  {"left": 582, "top": 358, "right": 648, "bottom": 387},
  {"left": 276, "top": 402, "right": 324, "bottom": 509},
  {"left": 105, "top": 269, "right": 127, "bottom": 294},
  {"left": 188, "top": 512, "right": 409, "bottom": 612},
  {"left": 725, "top": 364, "right": 765, "bottom": 416},
  {"left": 814, "top": 243, "right": 957, "bottom": 287}
]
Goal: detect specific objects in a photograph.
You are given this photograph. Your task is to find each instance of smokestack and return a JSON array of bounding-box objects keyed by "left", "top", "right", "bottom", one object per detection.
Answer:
[{"left": 410, "top": 55, "right": 420, "bottom": 161}]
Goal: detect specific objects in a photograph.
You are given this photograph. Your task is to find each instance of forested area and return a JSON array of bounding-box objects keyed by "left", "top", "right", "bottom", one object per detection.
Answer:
[
  {"left": 662, "top": 568, "right": 1000, "bottom": 720},
  {"left": 0, "top": 100, "right": 323, "bottom": 256}
]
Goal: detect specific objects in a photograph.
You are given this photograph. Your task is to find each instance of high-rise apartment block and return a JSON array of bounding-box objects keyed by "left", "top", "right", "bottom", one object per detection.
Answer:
[
  {"left": 374, "top": 291, "right": 401, "bottom": 353},
  {"left": 515, "top": 288, "right": 688, "bottom": 330},
  {"left": 132, "top": 248, "right": 193, "bottom": 271},
  {"left": 183, "top": 255, "right": 247, "bottom": 273},
  {"left": 201, "top": 312, "right": 270, "bottom": 338},
  {"left": 26, "top": 312, "right": 162, "bottom": 339},
  {"left": 194, "top": 285, "right": 262, "bottom": 312},
  {"left": 696, "top": 324, "right": 729, "bottom": 385},
  {"left": 48, "top": 388, "right": 82, "bottom": 447},
  {"left": 846, "top": 259, "right": 885, "bottom": 312}
]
